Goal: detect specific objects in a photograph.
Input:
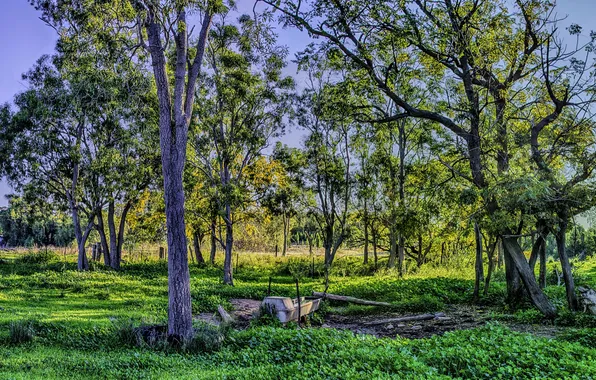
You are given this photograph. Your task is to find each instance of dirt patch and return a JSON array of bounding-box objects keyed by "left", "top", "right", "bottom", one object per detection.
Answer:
[
  {"left": 321, "top": 305, "right": 490, "bottom": 338},
  {"left": 229, "top": 298, "right": 262, "bottom": 327},
  {"left": 196, "top": 299, "right": 564, "bottom": 341},
  {"left": 194, "top": 298, "right": 262, "bottom": 327}
]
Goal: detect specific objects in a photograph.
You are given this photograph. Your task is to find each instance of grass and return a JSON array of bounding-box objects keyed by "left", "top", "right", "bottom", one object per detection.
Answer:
[{"left": 0, "top": 248, "right": 595, "bottom": 378}]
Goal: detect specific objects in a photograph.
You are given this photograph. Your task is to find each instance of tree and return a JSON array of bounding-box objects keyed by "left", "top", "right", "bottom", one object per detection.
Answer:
[
  {"left": 190, "top": 12, "right": 294, "bottom": 284},
  {"left": 263, "top": 143, "right": 305, "bottom": 257},
  {"left": 31, "top": 0, "right": 219, "bottom": 340},
  {"left": 297, "top": 60, "right": 353, "bottom": 268},
  {"left": 262, "top": 0, "right": 596, "bottom": 317}
]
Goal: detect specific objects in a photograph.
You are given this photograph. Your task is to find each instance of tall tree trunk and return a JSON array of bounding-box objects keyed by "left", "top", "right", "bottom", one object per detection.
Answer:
[
  {"left": 539, "top": 237, "right": 547, "bottom": 289},
  {"left": 473, "top": 221, "right": 484, "bottom": 302},
  {"left": 107, "top": 201, "right": 119, "bottom": 269},
  {"left": 162, "top": 160, "right": 192, "bottom": 338},
  {"left": 282, "top": 213, "right": 288, "bottom": 257},
  {"left": 556, "top": 215, "right": 578, "bottom": 311},
  {"left": 398, "top": 234, "right": 405, "bottom": 275},
  {"left": 397, "top": 120, "right": 406, "bottom": 276},
  {"left": 193, "top": 231, "right": 205, "bottom": 264},
  {"left": 307, "top": 233, "right": 313, "bottom": 256},
  {"left": 223, "top": 207, "right": 234, "bottom": 285},
  {"left": 497, "top": 240, "right": 504, "bottom": 269},
  {"left": 210, "top": 216, "right": 217, "bottom": 264},
  {"left": 363, "top": 205, "right": 369, "bottom": 265},
  {"left": 96, "top": 209, "right": 111, "bottom": 267},
  {"left": 529, "top": 224, "right": 546, "bottom": 275},
  {"left": 504, "top": 248, "right": 523, "bottom": 305},
  {"left": 116, "top": 201, "right": 133, "bottom": 267},
  {"left": 502, "top": 236, "right": 557, "bottom": 318},
  {"left": 388, "top": 225, "right": 397, "bottom": 269},
  {"left": 145, "top": 7, "right": 212, "bottom": 342},
  {"left": 484, "top": 238, "right": 497, "bottom": 296}
]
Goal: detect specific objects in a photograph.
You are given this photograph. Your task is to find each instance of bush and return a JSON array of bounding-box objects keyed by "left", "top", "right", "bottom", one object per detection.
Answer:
[
  {"left": 9, "top": 320, "right": 35, "bottom": 344},
  {"left": 186, "top": 322, "right": 230, "bottom": 353},
  {"left": 15, "top": 250, "right": 59, "bottom": 265}
]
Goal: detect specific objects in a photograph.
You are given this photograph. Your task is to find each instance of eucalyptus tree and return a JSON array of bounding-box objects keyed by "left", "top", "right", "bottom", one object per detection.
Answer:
[
  {"left": 2, "top": 56, "right": 102, "bottom": 270},
  {"left": 297, "top": 60, "right": 354, "bottom": 268},
  {"left": 263, "top": 143, "right": 305, "bottom": 257},
  {"left": 190, "top": 12, "right": 294, "bottom": 285},
  {"left": 31, "top": 0, "right": 221, "bottom": 339}
]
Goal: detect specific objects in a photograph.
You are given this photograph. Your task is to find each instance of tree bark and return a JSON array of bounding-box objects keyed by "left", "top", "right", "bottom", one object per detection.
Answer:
[
  {"left": 107, "top": 201, "right": 118, "bottom": 269},
  {"left": 96, "top": 209, "right": 111, "bottom": 267},
  {"left": 145, "top": 5, "right": 213, "bottom": 341},
  {"left": 193, "top": 231, "right": 205, "bottom": 264},
  {"left": 282, "top": 213, "right": 288, "bottom": 256},
  {"left": 210, "top": 216, "right": 217, "bottom": 264},
  {"left": 363, "top": 204, "right": 369, "bottom": 265},
  {"left": 502, "top": 236, "right": 557, "bottom": 318},
  {"left": 388, "top": 225, "right": 397, "bottom": 269},
  {"left": 473, "top": 221, "right": 484, "bottom": 302},
  {"left": 116, "top": 201, "right": 133, "bottom": 267},
  {"left": 555, "top": 215, "right": 578, "bottom": 311},
  {"left": 484, "top": 238, "right": 497, "bottom": 296},
  {"left": 223, "top": 204, "right": 234, "bottom": 285},
  {"left": 504, "top": 246, "right": 523, "bottom": 305},
  {"left": 539, "top": 238, "right": 547, "bottom": 289}
]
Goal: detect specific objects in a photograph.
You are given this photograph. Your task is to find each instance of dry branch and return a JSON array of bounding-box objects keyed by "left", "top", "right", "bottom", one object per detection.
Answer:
[
  {"left": 363, "top": 312, "right": 446, "bottom": 326},
  {"left": 312, "top": 292, "right": 393, "bottom": 307}
]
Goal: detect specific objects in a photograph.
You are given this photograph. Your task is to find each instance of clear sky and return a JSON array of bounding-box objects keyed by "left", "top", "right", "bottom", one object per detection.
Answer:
[{"left": 0, "top": 0, "right": 594, "bottom": 206}]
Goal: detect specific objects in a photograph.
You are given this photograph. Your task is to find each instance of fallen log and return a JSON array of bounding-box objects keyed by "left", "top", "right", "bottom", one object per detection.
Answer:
[
  {"left": 312, "top": 292, "right": 393, "bottom": 307},
  {"left": 363, "top": 312, "right": 446, "bottom": 326},
  {"left": 217, "top": 305, "right": 234, "bottom": 324}
]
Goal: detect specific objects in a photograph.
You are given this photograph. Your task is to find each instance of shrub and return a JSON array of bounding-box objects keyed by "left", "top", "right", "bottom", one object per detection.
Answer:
[
  {"left": 15, "top": 250, "right": 59, "bottom": 265},
  {"left": 186, "top": 322, "right": 230, "bottom": 353},
  {"left": 9, "top": 320, "right": 35, "bottom": 344}
]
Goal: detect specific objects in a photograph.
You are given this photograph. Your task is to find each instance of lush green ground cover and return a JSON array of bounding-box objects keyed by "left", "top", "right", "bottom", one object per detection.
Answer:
[{"left": 0, "top": 250, "right": 595, "bottom": 378}]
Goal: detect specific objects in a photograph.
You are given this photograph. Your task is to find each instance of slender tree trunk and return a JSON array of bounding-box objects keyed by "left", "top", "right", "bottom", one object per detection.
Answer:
[
  {"left": 96, "top": 209, "right": 111, "bottom": 267},
  {"left": 210, "top": 216, "right": 217, "bottom": 264},
  {"left": 397, "top": 120, "right": 406, "bottom": 276},
  {"left": 223, "top": 205, "right": 234, "bottom": 285},
  {"left": 473, "top": 221, "right": 484, "bottom": 302},
  {"left": 363, "top": 206, "right": 369, "bottom": 265},
  {"left": 502, "top": 236, "right": 557, "bottom": 318},
  {"left": 398, "top": 234, "right": 405, "bottom": 275},
  {"left": 282, "top": 213, "right": 288, "bottom": 257},
  {"left": 107, "top": 201, "right": 119, "bottom": 269},
  {"left": 497, "top": 241, "right": 504, "bottom": 269},
  {"left": 388, "top": 225, "right": 397, "bottom": 269},
  {"left": 116, "top": 201, "right": 132, "bottom": 267},
  {"left": 372, "top": 225, "right": 378, "bottom": 269},
  {"left": 193, "top": 231, "right": 205, "bottom": 264},
  {"left": 484, "top": 239, "right": 497, "bottom": 296},
  {"left": 529, "top": 224, "right": 546, "bottom": 275},
  {"left": 539, "top": 237, "right": 547, "bottom": 289},
  {"left": 556, "top": 215, "right": 578, "bottom": 311}
]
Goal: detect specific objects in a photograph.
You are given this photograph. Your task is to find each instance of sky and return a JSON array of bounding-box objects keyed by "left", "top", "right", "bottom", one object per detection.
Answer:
[{"left": 0, "top": 0, "right": 594, "bottom": 206}]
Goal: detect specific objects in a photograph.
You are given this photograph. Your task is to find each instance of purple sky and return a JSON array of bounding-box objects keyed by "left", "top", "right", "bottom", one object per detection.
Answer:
[{"left": 0, "top": 0, "right": 594, "bottom": 206}]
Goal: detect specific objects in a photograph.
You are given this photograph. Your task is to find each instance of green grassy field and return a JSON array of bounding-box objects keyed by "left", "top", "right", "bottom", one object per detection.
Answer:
[{"left": 0, "top": 249, "right": 595, "bottom": 378}]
